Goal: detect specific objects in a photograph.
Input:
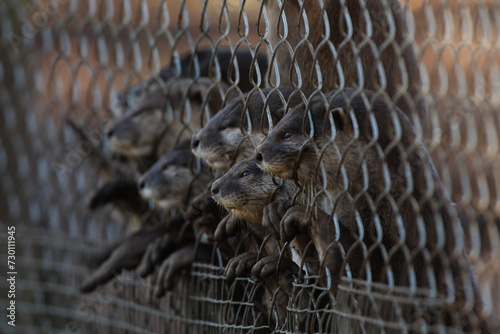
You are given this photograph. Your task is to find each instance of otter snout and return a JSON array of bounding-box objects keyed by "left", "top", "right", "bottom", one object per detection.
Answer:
[
  {"left": 191, "top": 132, "right": 201, "bottom": 150},
  {"left": 138, "top": 171, "right": 165, "bottom": 199},
  {"left": 254, "top": 144, "right": 267, "bottom": 168},
  {"left": 255, "top": 151, "right": 263, "bottom": 163},
  {"left": 106, "top": 124, "right": 116, "bottom": 138},
  {"left": 210, "top": 180, "right": 221, "bottom": 200},
  {"left": 191, "top": 131, "right": 202, "bottom": 155}
]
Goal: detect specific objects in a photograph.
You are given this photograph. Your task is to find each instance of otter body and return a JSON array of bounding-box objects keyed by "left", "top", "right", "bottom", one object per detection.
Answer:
[
  {"left": 255, "top": 89, "right": 489, "bottom": 332},
  {"left": 264, "top": 0, "right": 427, "bottom": 133},
  {"left": 192, "top": 87, "right": 307, "bottom": 172}
]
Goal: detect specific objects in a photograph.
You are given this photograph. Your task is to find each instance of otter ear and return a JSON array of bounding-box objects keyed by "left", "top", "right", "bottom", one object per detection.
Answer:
[{"left": 328, "top": 107, "right": 351, "bottom": 135}]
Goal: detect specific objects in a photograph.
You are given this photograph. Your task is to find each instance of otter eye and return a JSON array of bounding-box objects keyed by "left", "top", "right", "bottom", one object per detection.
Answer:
[
  {"left": 282, "top": 131, "right": 294, "bottom": 141},
  {"left": 162, "top": 163, "right": 169, "bottom": 170},
  {"left": 240, "top": 170, "right": 252, "bottom": 178}
]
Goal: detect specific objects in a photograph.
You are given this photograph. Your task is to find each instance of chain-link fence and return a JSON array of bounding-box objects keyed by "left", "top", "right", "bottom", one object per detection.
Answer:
[{"left": 1, "top": 0, "right": 500, "bottom": 333}]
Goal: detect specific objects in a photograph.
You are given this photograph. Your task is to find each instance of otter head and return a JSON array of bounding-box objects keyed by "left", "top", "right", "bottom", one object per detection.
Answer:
[
  {"left": 107, "top": 77, "right": 227, "bottom": 159},
  {"left": 255, "top": 89, "right": 414, "bottom": 191},
  {"left": 138, "top": 139, "right": 210, "bottom": 211},
  {"left": 191, "top": 87, "right": 306, "bottom": 172},
  {"left": 211, "top": 157, "right": 292, "bottom": 224}
]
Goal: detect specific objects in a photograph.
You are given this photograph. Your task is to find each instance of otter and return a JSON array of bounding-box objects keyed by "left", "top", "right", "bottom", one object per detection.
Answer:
[
  {"left": 138, "top": 139, "right": 213, "bottom": 212},
  {"left": 191, "top": 87, "right": 308, "bottom": 172},
  {"left": 111, "top": 46, "right": 269, "bottom": 118},
  {"left": 254, "top": 89, "right": 491, "bottom": 332},
  {"left": 211, "top": 158, "right": 323, "bottom": 328},
  {"left": 107, "top": 77, "right": 229, "bottom": 161},
  {"left": 264, "top": 0, "right": 428, "bottom": 135}
]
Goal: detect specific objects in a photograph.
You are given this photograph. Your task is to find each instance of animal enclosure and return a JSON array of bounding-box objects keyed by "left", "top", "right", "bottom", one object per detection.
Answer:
[{"left": 1, "top": 0, "right": 500, "bottom": 333}]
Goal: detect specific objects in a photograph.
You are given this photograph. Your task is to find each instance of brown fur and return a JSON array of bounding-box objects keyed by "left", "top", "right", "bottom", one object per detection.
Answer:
[
  {"left": 212, "top": 158, "right": 318, "bottom": 328},
  {"left": 191, "top": 87, "right": 308, "bottom": 172},
  {"left": 211, "top": 158, "right": 299, "bottom": 224},
  {"left": 138, "top": 139, "right": 213, "bottom": 212},
  {"left": 264, "top": 0, "right": 428, "bottom": 134},
  {"left": 255, "top": 88, "right": 490, "bottom": 332},
  {"left": 107, "top": 77, "right": 229, "bottom": 159}
]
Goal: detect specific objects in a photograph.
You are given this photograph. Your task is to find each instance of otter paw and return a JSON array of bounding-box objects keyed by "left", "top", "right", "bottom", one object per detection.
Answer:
[
  {"left": 251, "top": 255, "right": 298, "bottom": 280},
  {"left": 280, "top": 205, "right": 310, "bottom": 243},
  {"left": 224, "top": 252, "right": 259, "bottom": 282},
  {"left": 262, "top": 200, "right": 293, "bottom": 240},
  {"left": 214, "top": 214, "right": 241, "bottom": 242},
  {"left": 186, "top": 191, "right": 219, "bottom": 220},
  {"left": 88, "top": 177, "right": 147, "bottom": 214},
  {"left": 154, "top": 244, "right": 196, "bottom": 298},
  {"left": 137, "top": 233, "right": 177, "bottom": 278}
]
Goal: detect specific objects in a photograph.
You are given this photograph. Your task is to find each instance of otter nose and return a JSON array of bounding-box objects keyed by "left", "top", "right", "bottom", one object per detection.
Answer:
[
  {"left": 191, "top": 133, "right": 201, "bottom": 150},
  {"left": 211, "top": 182, "right": 220, "bottom": 197},
  {"left": 138, "top": 180, "right": 146, "bottom": 190},
  {"left": 192, "top": 138, "right": 200, "bottom": 150},
  {"left": 106, "top": 126, "right": 115, "bottom": 138},
  {"left": 255, "top": 151, "right": 263, "bottom": 163}
]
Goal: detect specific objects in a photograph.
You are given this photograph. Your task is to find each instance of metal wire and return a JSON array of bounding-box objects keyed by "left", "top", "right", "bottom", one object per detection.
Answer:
[{"left": 1, "top": 0, "right": 500, "bottom": 333}]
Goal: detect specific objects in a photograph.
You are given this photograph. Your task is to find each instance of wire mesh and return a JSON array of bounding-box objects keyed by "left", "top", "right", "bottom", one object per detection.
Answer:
[{"left": 1, "top": 0, "right": 500, "bottom": 333}]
